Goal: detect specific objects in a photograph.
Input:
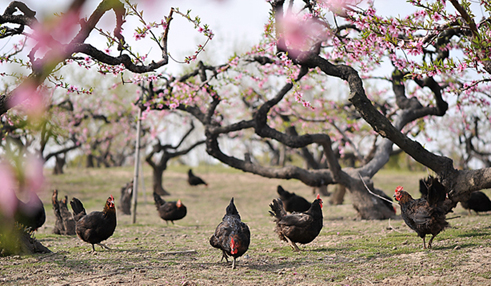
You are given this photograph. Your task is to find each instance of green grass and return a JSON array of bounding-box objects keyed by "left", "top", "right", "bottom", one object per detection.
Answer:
[{"left": 1, "top": 166, "right": 491, "bottom": 285}]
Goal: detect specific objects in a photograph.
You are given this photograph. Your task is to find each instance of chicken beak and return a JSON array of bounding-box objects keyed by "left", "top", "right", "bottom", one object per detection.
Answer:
[
  {"left": 108, "top": 195, "right": 115, "bottom": 207},
  {"left": 393, "top": 194, "right": 399, "bottom": 201}
]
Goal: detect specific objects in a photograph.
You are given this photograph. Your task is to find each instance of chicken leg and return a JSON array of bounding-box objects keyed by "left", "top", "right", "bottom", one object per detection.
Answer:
[
  {"left": 284, "top": 236, "right": 301, "bottom": 252},
  {"left": 94, "top": 243, "right": 111, "bottom": 251},
  {"left": 220, "top": 250, "right": 229, "bottom": 262},
  {"left": 428, "top": 235, "right": 437, "bottom": 249}
]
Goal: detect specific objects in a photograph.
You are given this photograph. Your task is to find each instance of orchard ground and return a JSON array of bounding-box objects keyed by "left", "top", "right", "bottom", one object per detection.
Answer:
[{"left": 1, "top": 166, "right": 491, "bottom": 285}]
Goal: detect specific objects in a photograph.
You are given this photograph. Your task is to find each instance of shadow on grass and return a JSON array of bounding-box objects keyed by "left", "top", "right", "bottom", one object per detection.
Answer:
[
  {"left": 455, "top": 231, "right": 491, "bottom": 238},
  {"left": 37, "top": 235, "right": 77, "bottom": 243},
  {"left": 326, "top": 216, "right": 348, "bottom": 221},
  {"left": 191, "top": 259, "right": 306, "bottom": 273},
  {"left": 311, "top": 247, "right": 339, "bottom": 252},
  {"left": 435, "top": 242, "right": 487, "bottom": 251}
]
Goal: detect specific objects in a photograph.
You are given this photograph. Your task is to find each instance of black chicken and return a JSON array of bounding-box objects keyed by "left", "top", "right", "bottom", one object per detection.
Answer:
[
  {"left": 187, "top": 169, "right": 208, "bottom": 186},
  {"left": 269, "top": 194, "right": 323, "bottom": 251},
  {"left": 14, "top": 191, "right": 46, "bottom": 231},
  {"left": 418, "top": 176, "right": 454, "bottom": 214},
  {"left": 153, "top": 192, "right": 187, "bottom": 225},
  {"left": 461, "top": 191, "right": 491, "bottom": 215},
  {"left": 210, "top": 198, "right": 250, "bottom": 269},
  {"left": 394, "top": 177, "right": 453, "bottom": 249},
  {"left": 70, "top": 195, "right": 117, "bottom": 251},
  {"left": 276, "top": 185, "right": 311, "bottom": 213}
]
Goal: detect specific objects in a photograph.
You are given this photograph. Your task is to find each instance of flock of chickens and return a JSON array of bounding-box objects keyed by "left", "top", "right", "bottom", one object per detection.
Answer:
[{"left": 11, "top": 170, "right": 491, "bottom": 269}]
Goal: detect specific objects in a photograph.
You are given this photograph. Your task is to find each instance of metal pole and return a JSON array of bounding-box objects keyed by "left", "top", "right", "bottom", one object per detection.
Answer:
[
  {"left": 139, "top": 149, "right": 146, "bottom": 203},
  {"left": 131, "top": 107, "right": 142, "bottom": 224}
]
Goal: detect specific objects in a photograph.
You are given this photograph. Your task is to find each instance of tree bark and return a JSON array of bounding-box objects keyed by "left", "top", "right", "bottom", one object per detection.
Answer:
[
  {"left": 86, "top": 154, "right": 95, "bottom": 168},
  {"left": 18, "top": 230, "right": 51, "bottom": 255},
  {"left": 348, "top": 181, "right": 395, "bottom": 220},
  {"left": 52, "top": 155, "right": 66, "bottom": 175},
  {"left": 152, "top": 167, "right": 170, "bottom": 196},
  {"left": 329, "top": 184, "right": 346, "bottom": 205},
  {"left": 0, "top": 226, "right": 52, "bottom": 256},
  {"left": 312, "top": 185, "right": 329, "bottom": 196}
]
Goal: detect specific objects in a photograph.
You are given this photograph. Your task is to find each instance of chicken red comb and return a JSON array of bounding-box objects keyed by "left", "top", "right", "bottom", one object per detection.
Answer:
[
  {"left": 106, "top": 195, "right": 115, "bottom": 208},
  {"left": 395, "top": 186, "right": 403, "bottom": 193},
  {"left": 316, "top": 194, "right": 321, "bottom": 200}
]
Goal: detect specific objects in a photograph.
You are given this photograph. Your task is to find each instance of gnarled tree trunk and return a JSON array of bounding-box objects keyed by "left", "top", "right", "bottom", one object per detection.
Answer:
[
  {"left": 86, "top": 154, "right": 95, "bottom": 168},
  {"left": 349, "top": 187, "right": 395, "bottom": 219},
  {"left": 52, "top": 155, "right": 66, "bottom": 175},
  {"left": 1, "top": 221, "right": 51, "bottom": 256},
  {"left": 330, "top": 184, "right": 346, "bottom": 205},
  {"left": 0, "top": 226, "right": 51, "bottom": 256},
  {"left": 152, "top": 167, "right": 170, "bottom": 196}
]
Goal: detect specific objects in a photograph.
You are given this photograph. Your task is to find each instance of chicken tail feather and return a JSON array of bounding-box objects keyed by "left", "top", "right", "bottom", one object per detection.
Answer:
[
  {"left": 70, "top": 197, "right": 86, "bottom": 222},
  {"left": 269, "top": 198, "right": 286, "bottom": 219},
  {"left": 153, "top": 192, "right": 166, "bottom": 209}
]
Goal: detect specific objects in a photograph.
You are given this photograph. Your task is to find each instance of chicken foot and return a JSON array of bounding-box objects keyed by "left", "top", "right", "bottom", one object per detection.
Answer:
[
  {"left": 220, "top": 250, "right": 229, "bottom": 263},
  {"left": 284, "top": 236, "right": 301, "bottom": 252},
  {"left": 428, "top": 235, "right": 437, "bottom": 249},
  {"left": 220, "top": 250, "right": 238, "bottom": 269},
  {"left": 97, "top": 243, "right": 111, "bottom": 250},
  {"left": 422, "top": 235, "right": 438, "bottom": 249}
]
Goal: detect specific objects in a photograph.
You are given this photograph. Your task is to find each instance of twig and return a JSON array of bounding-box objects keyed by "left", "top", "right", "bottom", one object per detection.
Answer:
[
  {"left": 446, "top": 216, "right": 461, "bottom": 220},
  {"left": 358, "top": 173, "right": 400, "bottom": 208},
  {"left": 157, "top": 250, "right": 197, "bottom": 255},
  {"left": 360, "top": 277, "right": 374, "bottom": 285}
]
